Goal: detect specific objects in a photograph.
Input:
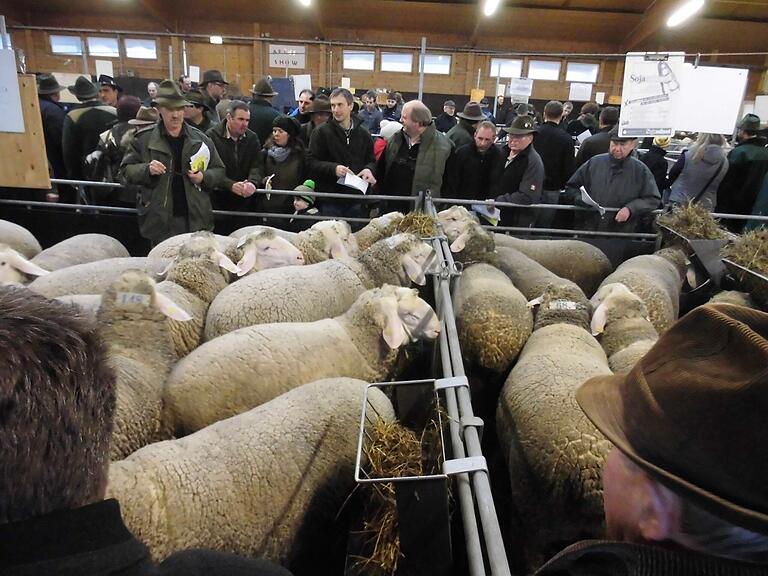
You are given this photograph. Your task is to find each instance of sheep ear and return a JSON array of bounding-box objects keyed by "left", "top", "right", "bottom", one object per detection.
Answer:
[
  {"left": 590, "top": 301, "right": 610, "bottom": 336},
  {"left": 236, "top": 245, "right": 257, "bottom": 276},
  {"left": 401, "top": 254, "right": 427, "bottom": 286},
  {"left": 153, "top": 291, "right": 193, "bottom": 321},
  {"left": 450, "top": 231, "right": 470, "bottom": 253},
  {"left": 380, "top": 296, "right": 409, "bottom": 350},
  {"left": 236, "top": 234, "right": 249, "bottom": 248},
  {"left": 215, "top": 250, "right": 241, "bottom": 274},
  {"left": 527, "top": 295, "right": 544, "bottom": 308},
  {"left": 6, "top": 249, "right": 49, "bottom": 277},
  {"left": 329, "top": 237, "right": 348, "bottom": 259}
]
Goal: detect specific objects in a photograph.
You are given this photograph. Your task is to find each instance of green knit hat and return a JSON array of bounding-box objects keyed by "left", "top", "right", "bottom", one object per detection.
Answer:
[{"left": 294, "top": 179, "right": 316, "bottom": 204}]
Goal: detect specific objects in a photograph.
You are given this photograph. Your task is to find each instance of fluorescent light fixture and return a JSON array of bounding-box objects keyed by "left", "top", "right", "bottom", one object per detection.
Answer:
[
  {"left": 667, "top": 0, "right": 705, "bottom": 27},
  {"left": 483, "top": 0, "right": 501, "bottom": 17},
  {"left": 209, "top": 35, "right": 223, "bottom": 44},
  {"left": 299, "top": 0, "right": 311, "bottom": 5}
]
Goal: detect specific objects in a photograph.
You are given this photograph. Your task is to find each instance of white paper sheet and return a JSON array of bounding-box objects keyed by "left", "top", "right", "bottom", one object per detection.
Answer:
[
  {"left": 752, "top": 95, "right": 768, "bottom": 124},
  {"left": 471, "top": 203, "right": 501, "bottom": 226},
  {"left": 341, "top": 77, "right": 351, "bottom": 89},
  {"left": 188, "top": 65, "right": 200, "bottom": 83},
  {"left": 95, "top": 59, "right": 114, "bottom": 79},
  {"left": 580, "top": 186, "right": 605, "bottom": 216},
  {"left": 189, "top": 142, "right": 210, "bottom": 172},
  {"left": 291, "top": 74, "right": 312, "bottom": 101},
  {"left": 0, "top": 50, "right": 24, "bottom": 133},
  {"left": 508, "top": 77, "right": 533, "bottom": 97},
  {"left": 595, "top": 91, "right": 606, "bottom": 105},
  {"left": 337, "top": 172, "right": 369, "bottom": 194},
  {"left": 576, "top": 129, "right": 592, "bottom": 144},
  {"left": 569, "top": 82, "right": 592, "bottom": 102},
  {"left": 674, "top": 64, "right": 749, "bottom": 135}
]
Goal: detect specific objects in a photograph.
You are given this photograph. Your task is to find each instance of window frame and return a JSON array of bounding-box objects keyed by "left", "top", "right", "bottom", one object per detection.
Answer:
[
  {"left": 380, "top": 51, "right": 413, "bottom": 73},
  {"left": 527, "top": 59, "right": 562, "bottom": 81},
  {"left": 420, "top": 53, "right": 452, "bottom": 75},
  {"left": 124, "top": 37, "right": 158, "bottom": 60},
  {"left": 86, "top": 36, "right": 120, "bottom": 58},
  {"left": 49, "top": 34, "right": 83, "bottom": 56},
  {"left": 565, "top": 62, "right": 600, "bottom": 83},
  {"left": 342, "top": 50, "right": 376, "bottom": 71}
]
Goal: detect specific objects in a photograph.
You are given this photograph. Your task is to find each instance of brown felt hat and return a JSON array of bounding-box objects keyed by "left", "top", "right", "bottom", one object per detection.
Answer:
[
  {"left": 251, "top": 77, "right": 278, "bottom": 97},
  {"left": 576, "top": 303, "right": 768, "bottom": 534},
  {"left": 199, "top": 69, "right": 229, "bottom": 86},
  {"left": 309, "top": 95, "right": 331, "bottom": 115},
  {"left": 457, "top": 101, "right": 485, "bottom": 122},
  {"left": 37, "top": 73, "right": 64, "bottom": 95},
  {"left": 154, "top": 79, "right": 191, "bottom": 109},
  {"left": 128, "top": 105, "right": 159, "bottom": 126}
]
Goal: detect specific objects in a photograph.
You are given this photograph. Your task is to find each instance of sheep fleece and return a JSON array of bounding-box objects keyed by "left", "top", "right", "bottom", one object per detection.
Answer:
[
  {"left": 31, "top": 233, "right": 129, "bottom": 271},
  {"left": 108, "top": 378, "right": 395, "bottom": 565},
  {"left": 0, "top": 219, "right": 41, "bottom": 258},
  {"left": 166, "top": 318, "right": 384, "bottom": 433}
]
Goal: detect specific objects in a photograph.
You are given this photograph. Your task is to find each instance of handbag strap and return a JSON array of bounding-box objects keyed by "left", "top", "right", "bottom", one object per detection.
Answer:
[{"left": 691, "top": 157, "right": 726, "bottom": 205}]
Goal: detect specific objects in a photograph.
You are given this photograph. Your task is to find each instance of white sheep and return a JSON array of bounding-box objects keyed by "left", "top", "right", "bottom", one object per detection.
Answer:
[
  {"left": 98, "top": 270, "right": 190, "bottom": 460},
  {"left": 353, "top": 211, "right": 405, "bottom": 251},
  {"left": 108, "top": 377, "right": 395, "bottom": 565},
  {"left": 164, "top": 285, "right": 439, "bottom": 436},
  {"left": 0, "top": 218, "right": 42, "bottom": 258},
  {"left": 229, "top": 224, "right": 297, "bottom": 243},
  {"left": 148, "top": 232, "right": 236, "bottom": 260},
  {"left": 205, "top": 233, "right": 435, "bottom": 340},
  {"left": 0, "top": 243, "right": 49, "bottom": 285},
  {"left": 31, "top": 233, "right": 130, "bottom": 271}
]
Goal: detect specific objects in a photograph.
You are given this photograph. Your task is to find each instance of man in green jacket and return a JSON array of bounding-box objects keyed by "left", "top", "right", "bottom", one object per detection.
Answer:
[{"left": 120, "top": 80, "right": 225, "bottom": 245}]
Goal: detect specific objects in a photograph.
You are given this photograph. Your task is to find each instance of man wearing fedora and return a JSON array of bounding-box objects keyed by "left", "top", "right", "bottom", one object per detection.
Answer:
[
  {"left": 120, "top": 80, "right": 225, "bottom": 245},
  {"left": 298, "top": 94, "right": 331, "bottom": 148},
  {"left": 248, "top": 77, "right": 280, "bottom": 146},
  {"left": 447, "top": 101, "right": 486, "bottom": 150},
  {"left": 97, "top": 74, "right": 122, "bottom": 108},
  {"left": 717, "top": 113, "right": 768, "bottom": 232},
  {"left": 184, "top": 89, "right": 216, "bottom": 134},
  {"left": 495, "top": 114, "right": 545, "bottom": 228},
  {"left": 536, "top": 303, "right": 768, "bottom": 574},
  {"left": 37, "top": 73, "right": 67, "bottom": 181},
  {"left": 199, "top": 69, "right": 228, "bottom": 124},
  {"left": 62, "top": 75, "right": 117, "bottom": 186}
]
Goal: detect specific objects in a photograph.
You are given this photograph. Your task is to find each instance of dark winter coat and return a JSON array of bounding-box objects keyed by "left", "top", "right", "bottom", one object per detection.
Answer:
[
  {"left": 640, "top": 144, "right": 670, "bottom": 197},
  {"left": 434, "top": 113, "right": 457, "bottom": 134},
  {"left": 669, "top": 144, "right": 728, "bottom": 210},
  {"left": 39, "top": 96, "right": 67, "bottom": 179},
  {"left": 262, "top": 143, "right": 308, "bottom": 216},
  {"left": 206, "top": 122, "right": 264, "bottom": 211},
  {"left": 533, "top": 121, "right": 576, "bottom": 190},
  {"left": 567, "top": 115, "right": 597, "bottom": 138},
  {"left": 248, "top": 98, "right": 281, "bottom": 145},
  {"left": 446, "top": 119, "right": 475, "bottom": 150},
  {"left": 185, "top": 115, "right": 215, "bottom": 136},
  {"left": 382, "top": 105, "right": 400, "bottom": 122},
  {"left": 496, "top": 143, "right": 545, "bottom": 228},
  {"left": 717, "top": 137, "right": 768, "bottom": 217},
  {"left": 575, "top": 127, "right": 613, "bottom": 168},
  {"left": 200, "top": 91, "right": 221, "bottom": 125},
  {"left": 358, "top": 107, "right": 383, "bottom": 135},
  {"left": 445, "top": 141, "right": 504, "bottom": 201},
  {"left": 62, "top": 99, "right": 117, "bottom": 180}
]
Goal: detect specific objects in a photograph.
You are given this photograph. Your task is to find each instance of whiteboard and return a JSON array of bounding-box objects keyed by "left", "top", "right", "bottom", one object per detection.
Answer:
[
  {"left": 674, "top": 64, "right": 749, "bottom": 135},
  {"left": 0, "top": 49, "right": 24, "bottom": 133},
  {"left": 755, "top": 95, "right": 768, "bottom": 123}
]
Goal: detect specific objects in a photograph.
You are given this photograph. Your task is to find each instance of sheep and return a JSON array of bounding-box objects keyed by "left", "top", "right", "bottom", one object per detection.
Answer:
[
  {"left": 0, "top": 218, "right": 41, "bottom": 258},
  {"left": 709, "top": 290, "right": 760, "bottom": 309},
  {"left": 233, "top": 229, "right": 305, "bottom": 276},
  {"left": 528, "top": 282, "right": 591, "bottom": 333},
  {"left": 97, "top": 270, "right": 188, "bottom": 460},
  {"left": 0, "top": 243, "right": 49, "bottom": 285},
  {"left": 107, "top": 377, "right": 395, "bottom": 566},
  {"left": 353, "top": 211, "right": 405, "bottom": 251},
  {"left": 28, "top": 257, "right": 170, "bottom": 299},
  {"left": 31, "top": 233, "right": 130, "bottom": 271},
  {"left": 496, "top": 245, "right": 587, "bottom": 304},
  {"left": 446, "top": 219, "right": 498, "bottom": 266},
  {"left": 204, "top": 233, "right": 435, "bottom": 339},
  {"left": 596, "top": 248, "right": 685, "bottom": 334},
  {"left": 164, "top": 285, "right": 439, "bottom": 436},
  {"left": 493, "top": 234, "right": 613, "bottom": 297},
  {"left": 590, "top": 283, "right": 659, "bottom": 374},
  {"left": 496, "top": 322, "right": 613, "bottom": 568},
  {"left": 293, "top": 219, "right": 359, "bottom": 263},
  {"left": 55, "top": 294, "right": 102, "bottom": 320},
  {"left": 452, "top": 262, "right": 532, "bottom": 373},
  {"left": 148, "top": 232, "right": 236, "bottom": 260}
]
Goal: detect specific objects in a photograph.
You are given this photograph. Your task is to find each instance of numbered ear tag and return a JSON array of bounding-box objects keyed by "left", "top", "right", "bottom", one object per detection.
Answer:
[
  {"left": 549, "top": 299, "right": 580, "bottom": 311},
  {"left": 117, "top": 292, "right": 151, "bottom": 307}
]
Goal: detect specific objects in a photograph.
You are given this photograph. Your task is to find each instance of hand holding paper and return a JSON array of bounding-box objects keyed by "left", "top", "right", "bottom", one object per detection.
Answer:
[
  {"left": 337, "top": 171, "right": 370, "bottom": 194},
  {"left": 579, "top": 186, "right": 606, "bottom": 216},
  {"left": 471, "top": 203, "right": 502, "bottom": 226},
  {"left": 189, "top": 143, "right": 210, "bottom": 172}
]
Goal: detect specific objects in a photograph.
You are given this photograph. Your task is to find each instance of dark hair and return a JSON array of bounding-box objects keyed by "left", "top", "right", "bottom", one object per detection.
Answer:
[
  {"left": 581, "top": 102, "right": 600, "bottom": 116},
  {"left": 298, "top": 89, "right": 315, "bottom": 100},
  {"left": 227, "top": 101, "right": 249, "bottom": 117},
  {"left": 543, "top": 100, "right": 564, "bottom": 119},
  {"left": 178, "top": 75, "right": 189, "bottom": 83},
  {"left": 116, "top": 95, "right": 142, "bottom": 123},
  {"left": 330, "top": 87, "right": 353, "bottom": 105},
  {"left": 0, "top": 288, "right": 116, "bottom": 524},
  {"left": 600, "top": 106, "right": 619, "bottom": 126}
]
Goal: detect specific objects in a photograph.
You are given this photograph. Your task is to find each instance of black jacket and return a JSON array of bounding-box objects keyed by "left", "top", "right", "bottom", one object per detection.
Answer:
[
  {"left": 186, "top": 116, "right": 215, "bottom": 136},
  {"left": 641, "top": 144, "right": 669, "bottom": 195},
  {"left": 308, "top": 117, "right": 375, "bottom": 194},
  {"left": 445, "top": 141, "right": 504, "bottom": 201},
  {"left": 575, "top": 126, "right": 614, "bottom": 168},
  {"left": 62, "top": 99, "right": 117, "bottom": 180},
  {"left": 206, "top": 122, "right": 264, "bottom": 211},
  {"left": 248, "top": 98, "right": 281, "bottom": 146},
  {"left": 39, "top": 96, "right": 67, "bottom": 179},
  {"left": 434, "top": 113, "right": 457, "bottom": 134},
  {"left": 496, "top": 143, "right": 545, "bottom": 228},
  {"left": 262, "top": 144, "right": 308, "bottom": 216},
  {"left": 533, "top": 121, "right": 576, "bottom": 190},
  {"left": 567, "top": 115, "right": 597, "bottom": 138},
  {"left": 0, "top": 499, "right": 291, "bottom": 576}
]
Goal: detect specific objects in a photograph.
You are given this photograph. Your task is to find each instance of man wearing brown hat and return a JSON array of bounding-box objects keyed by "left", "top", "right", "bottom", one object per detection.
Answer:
[
  {"left": 62, "top": 75, "right": 117, "bottom": 187},
  {"left": 536, "top": 303, "right": 768, "bottom": 574},
  {"left": 184, "top": 89, "right": 216, "bottom": 134},
  {"left": 248, "top": 77, "right": 280, "bottom": 146},
  {"left": 199, "top": 69, "right": 228, "bottom": 124},
  {"left": 447, "top": 101, "right": 485, "bottom": 150},
  {"left": 717, "top": 113, "right": 768, "bottom": 231},
  {"left": 37, "top": 73, "right": 67, "bottom": 180},
  {"left": 298, "top": 94, "right": 331, "bottom": 147},
  {"left": 564, "top": 128, "right": 660, "bottom": 233},
  {"left": 120, "top": 79, "right": 225, "bottom": 245},
  {"left": 495, "top": 114, "right": 545, "bottom": 228}
]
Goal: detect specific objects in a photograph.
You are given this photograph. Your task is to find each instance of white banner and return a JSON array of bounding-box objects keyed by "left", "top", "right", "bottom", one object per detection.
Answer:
[
  {"left": 675, "top": 64, "right": 749, "bottom": 135},
  {"left": 269, "top": 44, "right": 306, "bottom": 69},
  {"left": 568, "top": 82, "right": 592, "bottom": 102},
  {"left": 0, "top": 50, "right": 24, "bottom": 133},
  {"left": 508, "top": 77, "right": 533, "bottom": 97}
]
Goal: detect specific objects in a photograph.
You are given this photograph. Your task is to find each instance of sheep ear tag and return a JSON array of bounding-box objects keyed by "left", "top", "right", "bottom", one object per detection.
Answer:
[
  {"left": 402, "top": 254, "right": 427, "bottom": 286},
  {"left": 215, "top": 250, "right": 241, "bottom": 274},
  {"left": 236, "top": 245, "right": 257, "bottom": 277},
  {"left": 153, "top": 292, "right": 193, "bottom": 322},
  {"left": 450, "top": 231, "right": 469, "bottom": 253},
  {"left": 6, "top": 249, "right": 49, "bottom": 277},
  {"left": 380, "top": 296, "right": 409, "bottom": 350},
  {"left": 590, "top": 301, "right": 609, "bottom": 336},
  {"left": 330, "top": 237, "right": 349, "bottom": 259}
]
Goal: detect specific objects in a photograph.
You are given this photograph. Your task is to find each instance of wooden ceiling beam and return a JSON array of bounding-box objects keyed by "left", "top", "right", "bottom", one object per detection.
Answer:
[
  {"left": 620, "top": 0, "right": 679, "bottom": 52},
  {"left": 139, "top": 0, "right": 176, "bottom": 32}
]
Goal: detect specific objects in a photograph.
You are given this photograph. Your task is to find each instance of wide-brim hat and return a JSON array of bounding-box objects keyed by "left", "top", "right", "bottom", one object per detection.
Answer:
[
  {"left": 576, "top": 303, "right": 768, "bottom": 534},
  {"left": 310, "top": 96, "right": 331, "bottom": 115},
  {"left": 98, "top": 74, "right": 122, "bottom": 92},
  {"left": 457, "top": 101, "right": 485, "bottom": 122},
  {"left": 154, "top": 79, "right": 191, "bottom": 109},
  {"left": 739, "top": 113, "right": 762, "bottom": 132},
  {"left": 128, "top": 105, "right": 159, "bottom": 125},
  {"left": 251, "top": 77, "right": 278, "bottom": 97},
  {"left": 199, "top": 69, "right": 228, "bottom": 86},
  {"left": 184, "top": 89, "right": 211, "bottom": 111},
  {"left": 67, "top": 75, "right": 99, "bottom": 100},
  {"left": 37, "top": 73, "right": 64, "bottom": 95},
  {"left": 506, "top": 114, "right": 537, "bottom": 135}
]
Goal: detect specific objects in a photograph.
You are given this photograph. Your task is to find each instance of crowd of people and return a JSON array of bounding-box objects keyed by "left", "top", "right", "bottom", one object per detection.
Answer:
[{"left": 35, "top": 69, "right": 768, "bottom": 244}]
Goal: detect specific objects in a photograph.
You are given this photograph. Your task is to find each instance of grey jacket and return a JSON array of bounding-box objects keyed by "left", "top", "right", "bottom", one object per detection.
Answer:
[
  {"left": 565, "top": 153, "right": 660, "bottom": 232},
  {"left": 669, "top": 144, "right": 729, "bottom": 210}
]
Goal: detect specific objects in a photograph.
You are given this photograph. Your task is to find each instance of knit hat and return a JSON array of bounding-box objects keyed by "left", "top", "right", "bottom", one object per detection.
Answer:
[
  {"left": 272, "top": 114, "right": 300, "bottom": 138},
  {"left": 379, "top": 120, "right": 403, "bottom": 141},
  {"left": 294, "top": 179, "right": 316, "bottom": 204},
  {"left": 653, "top": 136, "right": 671, "bottom": 149},
  {"left": 116, "top": 95, "right": 142, "bottom": 123}
]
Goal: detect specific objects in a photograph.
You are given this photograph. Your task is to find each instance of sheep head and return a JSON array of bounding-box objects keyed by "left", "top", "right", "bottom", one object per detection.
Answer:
[
  {"left": 590, "top": 282, "right": 650, "bottom": 336},
  {"left": 235, "top": 230, "right": 305, "bottom": 276},
  {"left": 101, "top": 269, "right": 192, "bottom": 322},
  {"left": 311, "top": 219, "right": 359, "bottom": 258},
  {"left": 0, "top": 244, "right": 49, "bottom": 285},
  {"left": 169, "top": 232, "right": 240, "bottom": 276},
  {"left": 446, "top": 221, "right": 496, "bottom": 265},
  {"left": 437, "top": 205, "right": 479, "bottom": 241},
  {"left": 380, "top": 233, "right": 437, "bottom": 286},
  {"left": 375, "top": 285, "right": 440, "bottom": 349}
]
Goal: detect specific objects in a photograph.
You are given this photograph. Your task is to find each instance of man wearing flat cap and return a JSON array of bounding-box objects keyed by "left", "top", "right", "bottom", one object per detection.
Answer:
[
  {"left": 248, "top": 76, "right": 280, "bottom": 145},
  {"left": 120, "top": 79, "right": 225, "bottom": 245},
  {"left": 564, "top": 128, "right": 660, "bottom": 233},
  {"left": 717, "top": 113, "right": 768, "bottom": 232},
  {"left": 435, "top": 99, "right": 457, "bottom": 134},
  {"left": 97, "top": 74, "right": 122, "bottom": 107},
  {"left": 447, "top": 101, "right": 485, "bottom": 150},
  {"left": 199, "top": 69, "right": 228, "bottom": 124},
  {"left": 536, "top": 303, "right": 768, "bottom": 574},
  {"left": 37, "top": 73, "right": 67, "bottom": 180},
  {"left": 184, "top": 89, "right": 216, "bottom": 134}
]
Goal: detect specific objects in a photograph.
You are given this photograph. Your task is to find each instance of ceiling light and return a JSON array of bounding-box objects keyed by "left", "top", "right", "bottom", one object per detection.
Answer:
[
  {"left": 299, "top": 0, "right": 311, "bottom": 6},
  {"left": 666, "top": 0, "right": 705, "bottom": 27},
  {"left": 483, "top": 0, "right": 501, "bottom": 17},
  {"left": 209, "top": 35, "right": 223, "bottom": 44}
]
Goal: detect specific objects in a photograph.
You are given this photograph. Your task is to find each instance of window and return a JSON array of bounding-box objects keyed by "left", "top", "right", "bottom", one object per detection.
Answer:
[
  {"left": 50, "top": 34, "right": 82, "bottom": 55},
  {"left": 343, "top": 50, "right": 375, "bottom": 71},
  {"left": 528, "top": 60, "right": 561, "bottom": 81},
  {"left": 566, "top": 62, "right": 600, "bottom": 83},
  {"left": 125, "top": 38, "right": 157, "bottom": 60},
  {"left": 490, "top": 58, "right": 523, "bottom": 78},
  {"left": 381, "top": 52, "right": 413, "bottom": 73},
  {"left": 420, "top": 54, "right": 451, "bottom": 75},
  {"left": 87, "top": 36, "right": 120, "bottom": 58}
]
